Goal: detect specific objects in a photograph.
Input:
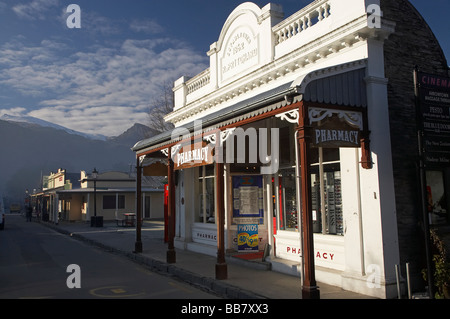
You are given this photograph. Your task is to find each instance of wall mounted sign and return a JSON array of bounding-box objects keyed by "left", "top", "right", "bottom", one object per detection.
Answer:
[
  {"left": 173, "top": 140, "right": 214, "bottom": 170},
  {"left": 309, "top": 107, "right": 363, "bottom": 148},
  {"left": 415, "top": 71, "right": 450, "bottom": 166}
]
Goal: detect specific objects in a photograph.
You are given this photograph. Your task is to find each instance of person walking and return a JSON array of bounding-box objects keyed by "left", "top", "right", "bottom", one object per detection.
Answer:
[{"left": 26, "top": 205, "right": 32, "bottom": 222}]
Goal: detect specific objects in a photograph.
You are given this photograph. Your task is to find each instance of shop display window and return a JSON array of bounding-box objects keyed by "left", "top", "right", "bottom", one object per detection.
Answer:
[
  {"left": 276, "top": 168, "right": 298, "bottom": 231},
  {"left": 311, "top": 148, "right": 342, "bottom": 235},
  {"left": 274, "top": 147, "right": 343, "bottom": 235},
  {"left": 197, "top": 164, "right": 215, "bottom": 223}
]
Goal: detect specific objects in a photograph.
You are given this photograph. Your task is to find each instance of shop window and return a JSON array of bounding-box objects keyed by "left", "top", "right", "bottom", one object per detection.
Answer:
[
  {"left": 274, "top": 147, "right": 342, "bottom": 235},
  {"left": 102, "top": 195, "right": 125, "bottom": 210},
  {"left": 197, "top": 165, "right": 215, "bottom": 223},
  {"left": 276, "top": 168, "right": 298, "bottom": 231},
  {"left": 311, "top": 148, "right": 343, "bottom": 235}
]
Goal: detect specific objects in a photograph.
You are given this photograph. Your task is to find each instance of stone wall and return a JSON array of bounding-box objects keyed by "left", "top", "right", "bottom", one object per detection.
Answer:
[{"left": 382, "top": 0, "right": 449, "bottom": 288}]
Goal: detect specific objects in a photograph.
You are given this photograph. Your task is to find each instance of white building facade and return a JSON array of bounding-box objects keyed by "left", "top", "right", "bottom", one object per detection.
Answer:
[{"left": 133, "top": 0, "right": 450, "bottom": 299}]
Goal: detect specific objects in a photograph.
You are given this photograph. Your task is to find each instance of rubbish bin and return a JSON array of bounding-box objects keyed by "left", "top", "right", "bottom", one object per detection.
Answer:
[{"left": 90, "top": 216, "right": 103, "bottom": 227}]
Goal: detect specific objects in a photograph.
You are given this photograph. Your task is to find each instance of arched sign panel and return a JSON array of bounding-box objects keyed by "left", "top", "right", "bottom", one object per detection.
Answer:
[
  {"left": 220, "top": 26, "right": 259, "bottom": 83},
  {"left": 308, "top": 107, "right": 363, "bottom": 148}
]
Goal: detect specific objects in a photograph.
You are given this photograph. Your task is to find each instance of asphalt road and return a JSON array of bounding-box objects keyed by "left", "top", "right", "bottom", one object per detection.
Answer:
[{"left": 0, "top": 214, "right": 219, "bottom": 299}]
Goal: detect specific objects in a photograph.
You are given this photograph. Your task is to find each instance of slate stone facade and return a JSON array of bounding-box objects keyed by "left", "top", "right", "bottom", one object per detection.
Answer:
[{"left": 382, "top": 0, "right": 449, "bottom": 286}]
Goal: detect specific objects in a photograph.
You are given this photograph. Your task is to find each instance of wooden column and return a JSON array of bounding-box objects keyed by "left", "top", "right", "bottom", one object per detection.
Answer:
[
  {"left": 167, "top": 146, "right": 176, "bottom": 263},
  {"left": 134, "top": 157, "right": 143, "bottom": 253},
  {"left": 215, "top": 131, "right": 227, "bottom": 280},
  {"left": 297, "top": 102, "right": 320, "bottom": 299}
]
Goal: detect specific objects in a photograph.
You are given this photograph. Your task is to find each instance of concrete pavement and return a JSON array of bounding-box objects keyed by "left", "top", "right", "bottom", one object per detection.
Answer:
[{"left": 39, "top": 218, "right": 376, "bottom": 299}]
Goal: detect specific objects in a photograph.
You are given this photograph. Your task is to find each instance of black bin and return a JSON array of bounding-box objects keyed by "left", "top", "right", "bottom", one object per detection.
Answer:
[{"left": 90, "top": 216, "right": 103, "bottom": 227}]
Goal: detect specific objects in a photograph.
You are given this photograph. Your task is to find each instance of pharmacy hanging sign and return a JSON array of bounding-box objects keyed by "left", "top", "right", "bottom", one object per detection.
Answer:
[
  {"left": 309, "top": 107, "right": 363, "bottom": 148},
  {"left": 173, "top": 140, "right": 214, "bottom": 170}
]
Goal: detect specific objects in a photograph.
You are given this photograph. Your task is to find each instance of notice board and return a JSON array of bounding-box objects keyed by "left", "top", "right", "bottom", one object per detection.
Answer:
[{"left": 232, "top": 175, "right": 264, "bottom": 225}]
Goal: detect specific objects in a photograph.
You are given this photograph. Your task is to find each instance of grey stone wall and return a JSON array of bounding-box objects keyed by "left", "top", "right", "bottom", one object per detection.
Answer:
[{"left": 382, "top": 0, "right": 449, "bottom": 288}]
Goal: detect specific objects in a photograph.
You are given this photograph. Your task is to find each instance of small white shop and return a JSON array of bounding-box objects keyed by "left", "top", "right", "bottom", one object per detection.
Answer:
[{"left": 133, "top": 0, "right": 450, "bottom": 299}]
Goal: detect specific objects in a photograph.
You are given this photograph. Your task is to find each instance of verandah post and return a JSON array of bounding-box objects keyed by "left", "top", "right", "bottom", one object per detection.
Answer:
[
  {"left": 167, "top": 146, "right": 176, "bottom": 263},
  {"left": 297, "top": 102, "right": 320, "bottom": 299},
  {"left": 215, "top": 130, "right": 227, "bottom": 280}
]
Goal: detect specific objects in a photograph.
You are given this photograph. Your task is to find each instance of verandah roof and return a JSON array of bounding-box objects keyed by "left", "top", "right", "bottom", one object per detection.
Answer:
[{"left": 132, "top": 59, "right": 368, "bottom": 155}]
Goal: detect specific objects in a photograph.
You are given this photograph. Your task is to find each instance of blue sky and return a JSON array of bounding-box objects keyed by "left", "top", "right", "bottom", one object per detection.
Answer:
[{"left": 0, "top": 0, "right": 448, "bottom": 137}]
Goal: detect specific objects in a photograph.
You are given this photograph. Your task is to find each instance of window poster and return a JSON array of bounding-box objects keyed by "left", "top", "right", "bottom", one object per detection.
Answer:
[
  {"left": 237, "top": 224, "right": 258, "bottom": 252},
  {"left": 232, "top": 175, "right": 264, "bottom": 224}
]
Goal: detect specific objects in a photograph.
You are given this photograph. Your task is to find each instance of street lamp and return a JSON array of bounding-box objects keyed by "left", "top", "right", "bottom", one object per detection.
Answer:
[
  {"left": 91, "top": 168, "right": 102, "bottom": 227},
  {"left": 92, "top": 168, "right": 98, "bottom": 218}
]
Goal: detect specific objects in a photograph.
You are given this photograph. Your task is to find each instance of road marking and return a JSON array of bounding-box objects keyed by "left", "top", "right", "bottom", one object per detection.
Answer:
[
  {"left": 111, "top": 288, "right": 126, "bottom": 294},
  {"left": 89, "top": 286, "right": 145, "bottom": 298}
]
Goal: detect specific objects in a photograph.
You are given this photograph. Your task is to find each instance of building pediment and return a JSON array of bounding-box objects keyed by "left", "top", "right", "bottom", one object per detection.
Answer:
[{"left": 168, "top": 0, "right": 395, "bottom": 128}]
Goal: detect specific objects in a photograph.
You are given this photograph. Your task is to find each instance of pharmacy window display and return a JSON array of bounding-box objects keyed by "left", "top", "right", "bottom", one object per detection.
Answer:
[{"left": 197, "top": 165, "right": 216, "bottom": 224}]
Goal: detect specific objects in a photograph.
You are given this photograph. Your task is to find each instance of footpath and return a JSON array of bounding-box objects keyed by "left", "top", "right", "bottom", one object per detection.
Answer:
[{"left": 39, "top": 218, "right": 375, "bottom": 299}]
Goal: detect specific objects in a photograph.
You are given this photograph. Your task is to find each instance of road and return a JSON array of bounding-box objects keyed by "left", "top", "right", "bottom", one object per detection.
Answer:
[{"left": 0, "top": 214, "right": 219, "bottom": 299}]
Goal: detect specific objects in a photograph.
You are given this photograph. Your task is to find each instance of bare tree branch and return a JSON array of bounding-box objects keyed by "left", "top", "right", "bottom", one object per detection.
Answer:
[{"left": 147, "top": 81, "right": 175, "bottom": 133}]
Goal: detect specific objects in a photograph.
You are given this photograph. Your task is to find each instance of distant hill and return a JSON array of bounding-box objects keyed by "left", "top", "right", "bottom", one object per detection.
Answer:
[
  {"left": 0, "top": 117, "right": 155, "bottom": 202},
  {"left": 108, "top": 123, "right": 159, "bottom": 148},
  {"left": 0, "top": 114, "right": 107, "bottom": 141}
]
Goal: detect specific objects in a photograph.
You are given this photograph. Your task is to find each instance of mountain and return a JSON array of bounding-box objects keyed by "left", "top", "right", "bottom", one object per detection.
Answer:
[
  {"left": 0, "top": 118, "right": 156, "bottom": 202},
  {"left": 0, "top": 114, "right": 107, "bottom": 141},
  {"left": 109, "top": 123, "right": 158, "bottom": 147}
]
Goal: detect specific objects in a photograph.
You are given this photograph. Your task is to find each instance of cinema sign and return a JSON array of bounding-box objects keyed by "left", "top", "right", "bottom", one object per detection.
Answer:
[{"left": 309, "top": 107, "right": 363, "bottom": 148}]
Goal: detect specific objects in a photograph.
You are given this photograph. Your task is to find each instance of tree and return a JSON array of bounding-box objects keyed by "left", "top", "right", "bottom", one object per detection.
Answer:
[{"left": 148, "top": 81, "right": 175, "bottom": 134}]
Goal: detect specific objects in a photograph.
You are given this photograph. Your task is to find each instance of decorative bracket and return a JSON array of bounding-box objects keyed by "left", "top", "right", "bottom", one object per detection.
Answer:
[
  {"left": 160, "top": 148, "right": 169, "bottom": 156},
  {"left": 275, "top": 109, "right": 300, "bottom": 124},
  {"left": 308, "top": 107, "right": 363, "bottom": 130},
  {"left": 203, "top": 128, "right": 236, "bottom": 144}
]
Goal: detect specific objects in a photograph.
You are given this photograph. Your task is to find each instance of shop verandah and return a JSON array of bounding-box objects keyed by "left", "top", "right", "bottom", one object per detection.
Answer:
[{"left": 132, "top": 62, "right": 372, "bottom": 299}]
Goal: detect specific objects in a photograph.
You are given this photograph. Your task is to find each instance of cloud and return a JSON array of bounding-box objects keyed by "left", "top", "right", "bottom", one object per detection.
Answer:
[
  {"left": 13, "top": 0, "right": 59, "bottom": 20},
  {"left": 0, "top": 107, "right": 27, "bottom": 117},
  {"left": 0, "top": 37, "right": 208, "bottom": 136},
  {"left": 77, "top": 10, "right": 122, "bottom": 36},
  {"left": 129, "top": 19, "right": 164, "bottom": 34}
]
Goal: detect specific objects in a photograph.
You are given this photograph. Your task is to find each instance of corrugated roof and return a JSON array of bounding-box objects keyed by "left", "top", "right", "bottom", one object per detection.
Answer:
[{"left": 303, "top": 68, "right": 367, "bottom": 107}]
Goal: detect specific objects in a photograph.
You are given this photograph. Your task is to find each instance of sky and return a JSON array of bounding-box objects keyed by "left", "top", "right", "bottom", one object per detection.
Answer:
[{"left": 0, "top": 0, "right": 448, "bottom": 137}]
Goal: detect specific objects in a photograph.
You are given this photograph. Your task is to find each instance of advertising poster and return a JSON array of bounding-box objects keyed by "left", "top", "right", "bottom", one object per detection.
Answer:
[
  {"left": 232, "top": 175, "right": 264, "bottom": 225},
  {"left": 237, "top": 224, "right": 258, "bottom": 251},
  {"left": 415, "top": 71, "right": 450, "bottom": 166}
]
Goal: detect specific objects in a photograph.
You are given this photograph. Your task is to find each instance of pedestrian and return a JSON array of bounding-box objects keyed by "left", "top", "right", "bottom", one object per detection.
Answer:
[{"left": 26, "top": 206, "right": 32, "bottom": 222}]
